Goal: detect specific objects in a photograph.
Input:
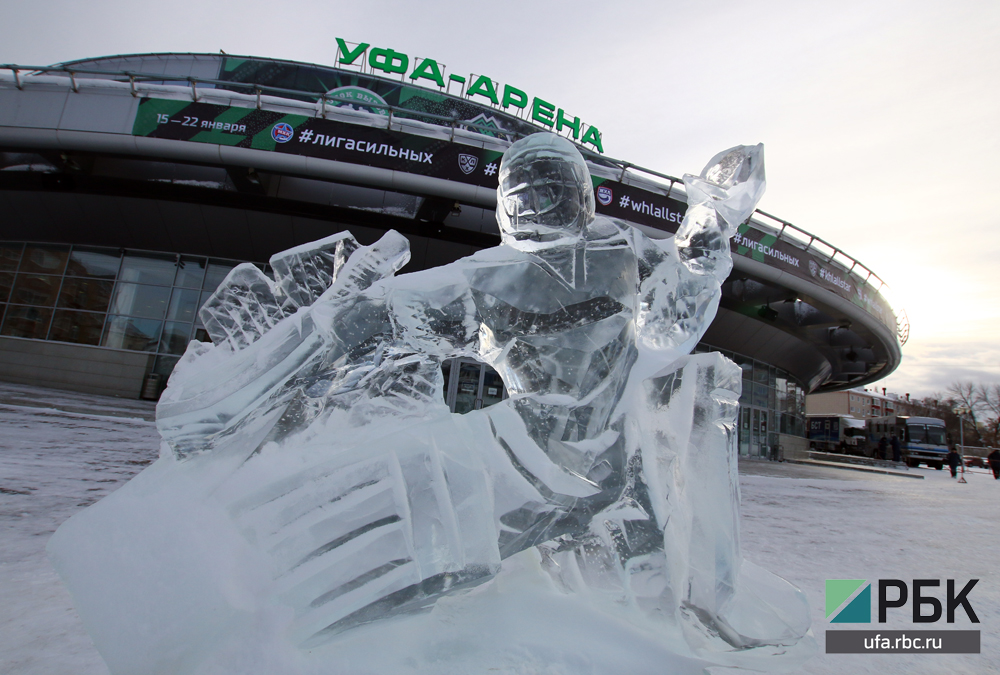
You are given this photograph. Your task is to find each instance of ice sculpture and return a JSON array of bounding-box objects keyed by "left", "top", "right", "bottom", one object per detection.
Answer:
[{"left": 48, "top": 133, "right": 813, "bottom": 675}]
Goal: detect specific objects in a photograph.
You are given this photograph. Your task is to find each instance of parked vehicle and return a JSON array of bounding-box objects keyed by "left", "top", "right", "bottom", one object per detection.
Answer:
[
  {"left": 866, "top": 415, "right": 948, "bottom": 469},
  {"left": 807, "top": 415, "right": 867, "bottom": 455},
  {"left": 960, "top": 447, "right": 997, "bottom": 469},
  {"left": 965, "top": 454, "right": 986, "bottom": 469}
]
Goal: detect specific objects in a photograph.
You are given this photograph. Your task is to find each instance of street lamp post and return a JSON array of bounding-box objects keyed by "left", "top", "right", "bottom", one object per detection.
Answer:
[{"left": 956, "top": 407, "right": 969, "bottom": 483}]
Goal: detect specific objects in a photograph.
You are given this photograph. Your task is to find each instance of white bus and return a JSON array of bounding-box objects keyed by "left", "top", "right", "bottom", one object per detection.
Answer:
[{"left": 866, "top": 415, "right": 948, "bottom": 469}]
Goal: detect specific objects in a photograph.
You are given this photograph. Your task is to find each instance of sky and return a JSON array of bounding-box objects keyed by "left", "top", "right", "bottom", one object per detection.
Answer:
[{"left": 2, "top": 0, "right": 999, "bottom": 400}]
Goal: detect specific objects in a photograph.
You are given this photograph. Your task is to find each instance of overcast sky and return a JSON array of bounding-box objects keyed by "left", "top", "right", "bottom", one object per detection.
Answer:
[{"left": 3, "top": 0, "right": 998, "bottom": 399}]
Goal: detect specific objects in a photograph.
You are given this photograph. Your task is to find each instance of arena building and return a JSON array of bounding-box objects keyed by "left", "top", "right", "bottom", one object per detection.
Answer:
[{"left": 0, "top": 44, "right": 907, "bottom": 458}]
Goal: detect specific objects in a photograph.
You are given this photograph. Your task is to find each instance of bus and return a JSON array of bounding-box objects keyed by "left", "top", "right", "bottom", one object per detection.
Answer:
[{"left": 866, "top": 415, "right": 948, "bottom": 469}]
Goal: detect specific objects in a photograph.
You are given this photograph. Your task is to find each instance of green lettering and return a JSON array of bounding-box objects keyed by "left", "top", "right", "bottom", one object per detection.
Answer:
[
  {"left": 409, "top": 58, "right": 445, "bottom": 87},
  {"left": 556, "top": 109, "right": 580, "bottom": 139},
  {"left": 336, "top": 38, "right": 369, "bottom": 65},
  {"left": 449, "top": 74, "right": 466, "bottom": 84},
  {"left": 466, "top": 75, "right": 499, "bottom": 105},
  {"left": 369, "top": 47, "right": 409, "bottom": 75},
  {"left": 531, "top": 97, "right": 555, "bottom": 127},
  {"left": 581, "top": 124, "right": 603, "bottom": 153},
  {"left": 501, "top": 84, "right": 528, "bottom": 109}
]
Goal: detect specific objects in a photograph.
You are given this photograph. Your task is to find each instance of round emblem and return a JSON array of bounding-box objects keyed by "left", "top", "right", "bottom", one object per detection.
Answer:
[{"left": 271, "top": 122, "right": 294, "bottom": 144}]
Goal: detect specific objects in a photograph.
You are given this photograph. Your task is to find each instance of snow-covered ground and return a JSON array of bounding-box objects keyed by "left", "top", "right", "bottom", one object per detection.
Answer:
[
  {"left": 739, "top": 461, "right": 998, "bottom": 674},
  {"left": 0, "top": 383, "right": 158, "bottom": 675},
  {"left": 1, "top": 381, "right": 997, "bottom": 674}
]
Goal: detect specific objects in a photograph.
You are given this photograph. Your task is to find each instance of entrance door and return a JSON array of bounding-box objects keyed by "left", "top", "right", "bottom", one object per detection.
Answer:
[
  {"left": 752, "top": 408, "right": 761, "bottom": 456},
  {"left": 480, "top": 367, "right": 506, "bottom": 408},
  {"left": 739, "top": 407, "right": 778, "bottom": 458},
  {"left": 739, "top": 407, "right": 751, "bottom": 456},
  {"left": 443, "top": 358, "right": 508, "bottom": 414},
  {"left": 747, "top": 408, "right": 770, "bottom": 457}
]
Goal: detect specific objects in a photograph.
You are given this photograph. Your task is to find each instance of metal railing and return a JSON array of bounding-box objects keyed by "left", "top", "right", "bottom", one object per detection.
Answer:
[
  {"left": 1, "top": 63, "right": 540, "bottom": 143},
  {"left": 0, "top": 62, "right": 909, "bottom": 344}
]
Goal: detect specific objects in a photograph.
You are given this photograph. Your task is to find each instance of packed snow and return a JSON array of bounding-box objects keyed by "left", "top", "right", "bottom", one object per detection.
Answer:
[
  {"left": 1, "top": 381, "right": 997, "bottom": 674},
  {"left": 0, "top": 382, "right": 158, "bottom": 675}
]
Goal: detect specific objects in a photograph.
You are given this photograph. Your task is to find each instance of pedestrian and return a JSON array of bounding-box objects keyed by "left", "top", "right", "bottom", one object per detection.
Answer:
[
  {"left": 947, "top": 446, "right": 962, "bottom": 478},
  {"left": 891, "top": 434, "right": 901, "bottom": 463},
  {"left": 989, "top": 448, "right": 1000, "bottom": 480},
  {"left": 878, "top": 435, "right": 888, "bottom": 461}
]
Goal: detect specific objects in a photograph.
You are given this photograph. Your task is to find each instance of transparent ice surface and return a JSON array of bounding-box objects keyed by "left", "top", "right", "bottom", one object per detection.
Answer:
[{"left": 48, "top": 133, "right": 813, "bottom": 674}]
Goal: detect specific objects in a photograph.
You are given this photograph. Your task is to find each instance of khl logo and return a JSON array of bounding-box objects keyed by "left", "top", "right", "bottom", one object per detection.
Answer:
[
  {"left": 596, "top": 185, "right": 613, "bottom": 206},
  {"left": 826, "top": 579, "right": 979, "bottom": 623},
  {"left": 458, "top": 154, "right": 478, "bottom": 175},
  {"left": 271, "top": 122, "right": 294, "bottom": 144}
]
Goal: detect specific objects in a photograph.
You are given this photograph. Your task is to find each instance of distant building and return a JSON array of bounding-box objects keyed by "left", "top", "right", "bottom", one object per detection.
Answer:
[{"left": 807, "top": 387, "right": 914, "bottom": 419}]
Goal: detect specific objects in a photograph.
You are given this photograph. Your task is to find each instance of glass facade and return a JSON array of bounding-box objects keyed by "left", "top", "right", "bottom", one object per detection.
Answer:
[
  {"left": 695, "top": 343, "right": 807, "bottom": 457},
  {"left": 0, "top": 242, "right": 246, "bottom": 384}
]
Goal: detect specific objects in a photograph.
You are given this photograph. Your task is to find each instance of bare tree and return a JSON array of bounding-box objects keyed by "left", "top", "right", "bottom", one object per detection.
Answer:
[
  {"left": 884, "top": 382, "right": 1000, "bottom": 448},
  {"left": 976, "top": 383, "right": 1000, "bottom": 447},
  {"left": 947, "top": 381, "right": 985, "bottom": 446}
]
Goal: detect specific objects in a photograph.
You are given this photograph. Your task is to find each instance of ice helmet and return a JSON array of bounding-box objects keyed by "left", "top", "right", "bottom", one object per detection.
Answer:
[{"left": 496, "top": 133, "right": 595, "bottom": 249}]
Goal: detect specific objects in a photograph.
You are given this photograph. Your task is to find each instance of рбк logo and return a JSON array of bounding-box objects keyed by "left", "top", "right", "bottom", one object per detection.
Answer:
[
  {"left": 271, "top": 123, "right": 294, "bottom": 144},
  {"left": 826, "top": 579, "right": 980, "bottom": 623},
  {"left": 596, "top": 185, "right": 613, "bottom": 206},
  {"left": 458, "top": 154, "right": 478, "bottom": 175}
]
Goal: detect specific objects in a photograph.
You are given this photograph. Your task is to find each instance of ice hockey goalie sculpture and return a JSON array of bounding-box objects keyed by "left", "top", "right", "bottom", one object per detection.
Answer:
[{"left": 49, "top": 133, "right": 811, "bottom": 674}]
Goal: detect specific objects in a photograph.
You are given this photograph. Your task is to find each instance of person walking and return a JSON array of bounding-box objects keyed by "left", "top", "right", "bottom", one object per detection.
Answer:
[
  {"left": 947, "top": 446, "right": 962, "bottom": 478},
  {"left": 988, "top": 448, "right": 1000, "bottom": 480},
  {"left": 891, "top": 434, "right": 901, "bottom": 463},
  {"left": 878, "top": 435, "right": 888, "bottom": 461}
]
